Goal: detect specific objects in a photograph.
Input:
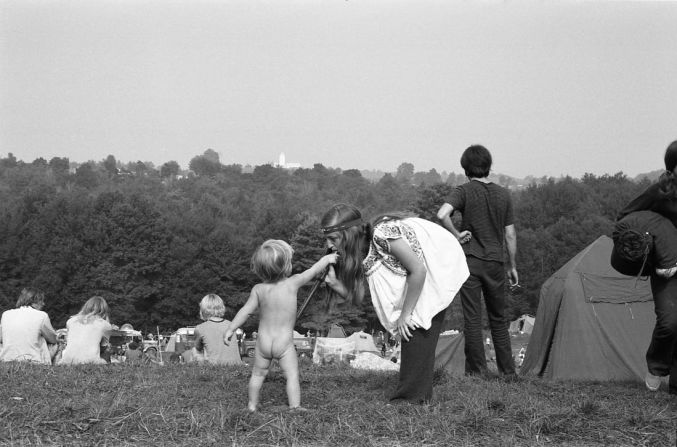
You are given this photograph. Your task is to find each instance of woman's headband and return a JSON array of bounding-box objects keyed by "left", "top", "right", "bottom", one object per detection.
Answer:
[{"left": 321, "top": 218, "right": 363, "bottom": 235}]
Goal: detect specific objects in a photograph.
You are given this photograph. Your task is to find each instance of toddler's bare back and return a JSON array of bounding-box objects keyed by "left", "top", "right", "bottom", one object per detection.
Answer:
[{"left": 253, "top": 280, "right": 298, "bottom": 358}]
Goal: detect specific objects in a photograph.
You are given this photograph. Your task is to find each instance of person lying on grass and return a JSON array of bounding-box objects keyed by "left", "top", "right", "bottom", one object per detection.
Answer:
[{"left": 224, "top": 239, "right": 337, "bottom": 412}]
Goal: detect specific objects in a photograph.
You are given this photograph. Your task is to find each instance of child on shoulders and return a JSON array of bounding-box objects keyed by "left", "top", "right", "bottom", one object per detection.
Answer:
[{"left": 224, "top": 239, "right": 337, "bottom": 412}]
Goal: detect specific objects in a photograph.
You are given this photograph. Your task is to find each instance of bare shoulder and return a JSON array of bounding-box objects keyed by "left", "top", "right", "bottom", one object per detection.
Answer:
[{"left": 250, "top": 283, "right": 269, "bottom": 299}]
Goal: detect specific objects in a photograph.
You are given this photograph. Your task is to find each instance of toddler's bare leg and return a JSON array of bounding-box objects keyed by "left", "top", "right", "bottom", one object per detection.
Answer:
[
  {"left": 249, "top": 352, "right": 271, "bottom": 412},
  {"left": 278, "top": 346, "right": 301, "bottom": 408}
]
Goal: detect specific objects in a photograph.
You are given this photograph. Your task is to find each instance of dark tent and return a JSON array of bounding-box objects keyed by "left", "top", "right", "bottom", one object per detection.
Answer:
[{"left": 521, "top": 235, "right": 654, "bottom": 382}]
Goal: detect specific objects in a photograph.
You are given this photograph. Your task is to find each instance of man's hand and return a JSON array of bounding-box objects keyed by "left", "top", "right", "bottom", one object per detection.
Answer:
[
  {"left": 507, "top": 267, "right": 519, "bottom": 287},
  {"left": 457, "top": 230, "right": 472, "bottom": 244}
]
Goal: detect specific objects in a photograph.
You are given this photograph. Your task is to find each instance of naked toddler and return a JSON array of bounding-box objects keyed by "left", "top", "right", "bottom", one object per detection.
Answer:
[{"left": 225, "top": 239, "right": 337, "bottom": 411}]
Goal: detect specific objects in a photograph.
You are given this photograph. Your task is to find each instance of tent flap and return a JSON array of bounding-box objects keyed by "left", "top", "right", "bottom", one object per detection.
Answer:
[{"left": 581, "top": 273, "right": 653, "bottom": 304}]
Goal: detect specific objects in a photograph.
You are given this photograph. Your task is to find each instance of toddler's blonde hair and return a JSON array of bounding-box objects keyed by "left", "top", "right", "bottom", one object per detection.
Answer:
[
  {"left": 251, "top": 239, "right": 293, "bottom": 282},
  {"left": 199, "top": 293, "right": 226, "bottom": 320}
]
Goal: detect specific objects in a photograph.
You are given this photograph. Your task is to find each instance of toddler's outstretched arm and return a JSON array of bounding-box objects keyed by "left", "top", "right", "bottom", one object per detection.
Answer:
[
  {"left": 290, "top": 253, "right": 338, "bottom": 287},
  {"left": 224, "top": 286, "right": 261, "bottom": 345}
]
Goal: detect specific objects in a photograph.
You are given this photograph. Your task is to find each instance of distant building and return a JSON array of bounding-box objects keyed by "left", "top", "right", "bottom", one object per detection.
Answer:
[{"left": 275, "top": 152, "right": 301, "bottom": 170}]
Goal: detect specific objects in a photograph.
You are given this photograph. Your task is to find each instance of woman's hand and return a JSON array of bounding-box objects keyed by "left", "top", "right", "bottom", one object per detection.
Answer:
[
  {"left": 323, "top": 265, "right": 349, "bottom": 300},
  {"left": 396, "top": 313, "right": 420, "bottom": 342}
]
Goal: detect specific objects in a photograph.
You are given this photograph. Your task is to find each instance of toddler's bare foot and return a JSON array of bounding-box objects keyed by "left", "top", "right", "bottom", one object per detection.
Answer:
[{"left": 247, "top": 404, "right": 257, "bottom": 413}]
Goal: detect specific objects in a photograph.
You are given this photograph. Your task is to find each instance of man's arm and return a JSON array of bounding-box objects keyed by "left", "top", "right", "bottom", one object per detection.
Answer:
[
  {"left": 41, "top": 315, "right": 58, "bottom": 344},
  {"left": 505, "top": 224, "right": 518, "bottom": 286},
  {"left": 437, "top": 202, "right": 471, "bottom": 244}
]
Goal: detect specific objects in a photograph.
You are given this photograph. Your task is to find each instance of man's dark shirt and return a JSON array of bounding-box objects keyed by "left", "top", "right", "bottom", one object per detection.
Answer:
[
  {"left": 448, "top": 179, "right": 514, "bottom": 263},
  {"left": 618, "top": 182, "right": 677, "bottom": 228}
]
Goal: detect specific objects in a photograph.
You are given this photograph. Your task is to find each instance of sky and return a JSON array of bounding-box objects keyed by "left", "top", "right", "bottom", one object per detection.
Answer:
[{"left": 1, "top": 0, "right": 676, "bottom": 179}]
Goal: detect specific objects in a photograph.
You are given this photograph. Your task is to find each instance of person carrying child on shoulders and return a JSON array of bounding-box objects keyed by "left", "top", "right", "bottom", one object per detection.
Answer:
[{"left": 224, "top": 239, "right": 337, "bottom": 412}]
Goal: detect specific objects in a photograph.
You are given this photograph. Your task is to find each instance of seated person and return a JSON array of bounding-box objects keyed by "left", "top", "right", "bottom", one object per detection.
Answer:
[
  {"left": 58, "top": 296, "right": 113, "bottom": 365},
  {"left": 0, "top": 288, "right": 57, "bottom": 364},
  {"left": 194, "top": 294, "right": 243, "bottom": 365}
]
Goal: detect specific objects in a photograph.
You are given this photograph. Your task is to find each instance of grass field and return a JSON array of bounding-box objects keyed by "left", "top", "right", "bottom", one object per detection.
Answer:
[{"left": 1, "top": 359, "right": 676, "bottom": 446}]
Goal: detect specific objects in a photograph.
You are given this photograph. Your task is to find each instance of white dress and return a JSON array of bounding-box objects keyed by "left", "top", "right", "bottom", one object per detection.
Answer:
[
  {"left": 58, "top": 316, "right": 112, "bottom": 365},
  {"left": 364, "top": 217, "right": 469, "bottom": 335}
]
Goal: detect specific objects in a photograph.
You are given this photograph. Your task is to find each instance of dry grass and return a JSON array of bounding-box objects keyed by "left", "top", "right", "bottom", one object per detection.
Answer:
[{"left": 1, "top": 360, "right": 676, "bottom": 446}]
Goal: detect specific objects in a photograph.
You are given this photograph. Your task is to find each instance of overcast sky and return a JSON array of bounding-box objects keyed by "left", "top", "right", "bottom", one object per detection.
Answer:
[{"left": 1, "top": 0, "right": 676, "bottom": 178}]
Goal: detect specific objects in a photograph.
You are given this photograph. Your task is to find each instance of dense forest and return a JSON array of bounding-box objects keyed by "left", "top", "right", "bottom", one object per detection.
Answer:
[{"left": 0, "top": 150, "right": 653, "bottom": 336}]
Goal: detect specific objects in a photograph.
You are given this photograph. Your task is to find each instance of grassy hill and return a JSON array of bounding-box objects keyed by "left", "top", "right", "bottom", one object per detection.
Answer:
[{"left": 1, "top": 361, "right": 675, "bottom": 446}]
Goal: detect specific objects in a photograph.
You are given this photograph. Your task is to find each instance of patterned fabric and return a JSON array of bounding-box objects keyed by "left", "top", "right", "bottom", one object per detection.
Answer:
[
  {"left": 362, "top": 217, "right": 469, "bottom": 334},
  {"left": 364, "top": 220, "right": 423, "bottom": 276}
]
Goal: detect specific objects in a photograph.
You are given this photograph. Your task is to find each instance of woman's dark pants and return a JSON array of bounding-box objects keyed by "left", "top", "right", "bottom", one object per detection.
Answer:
[{"left": 390, "top": 309, "right": 446, "bottom": 403}]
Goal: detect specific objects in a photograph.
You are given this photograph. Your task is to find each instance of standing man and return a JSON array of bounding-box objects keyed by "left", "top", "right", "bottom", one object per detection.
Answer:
[{"left": 437, "top": 144, "right": 518, "bottom": 378}]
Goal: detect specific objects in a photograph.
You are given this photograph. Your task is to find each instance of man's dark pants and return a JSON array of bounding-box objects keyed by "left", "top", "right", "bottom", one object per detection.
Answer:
[
  {"left": 460, "top": 256, "right": 515, "bottom": 376},
  {"left": 647, "top": 274, "right": 677, "bottom": 393}
]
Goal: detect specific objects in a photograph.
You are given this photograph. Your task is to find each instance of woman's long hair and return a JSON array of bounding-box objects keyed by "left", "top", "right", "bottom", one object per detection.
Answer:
[
  {"left": 658, "top": 140, "right": 677, "bottom": 199},
  {"left": 321, "top": 204, "right": 416, "bottom": 306},
  {"left": 321, "top": 204, "right": 370, "bottom": 306},
  {"left": 74, "top": 296, "right": 110, "bottom": 324}
]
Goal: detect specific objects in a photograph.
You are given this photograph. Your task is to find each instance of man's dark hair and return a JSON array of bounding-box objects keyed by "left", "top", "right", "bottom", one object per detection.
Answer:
[{"left": 460, "top": 145, "right": 492, "bottom": 178}]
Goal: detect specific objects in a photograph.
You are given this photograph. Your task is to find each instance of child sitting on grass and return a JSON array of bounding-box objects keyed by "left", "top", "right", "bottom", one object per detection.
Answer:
[
  {"left": 224, "top": 239, "right": 337, "bottom": 412},
  {"left": 194, "top": 293, "right": 243, "bottom": 365}
]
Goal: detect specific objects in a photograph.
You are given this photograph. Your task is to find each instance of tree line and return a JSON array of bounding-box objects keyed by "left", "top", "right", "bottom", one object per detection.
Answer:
[{"left": 0, "top": 151, "right": 651, "bottom": 335}]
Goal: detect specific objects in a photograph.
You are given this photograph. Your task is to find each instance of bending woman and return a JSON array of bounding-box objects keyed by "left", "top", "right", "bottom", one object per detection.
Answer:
[{"left": 321, "top": 204, "right": 469, "bottom": 403}]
